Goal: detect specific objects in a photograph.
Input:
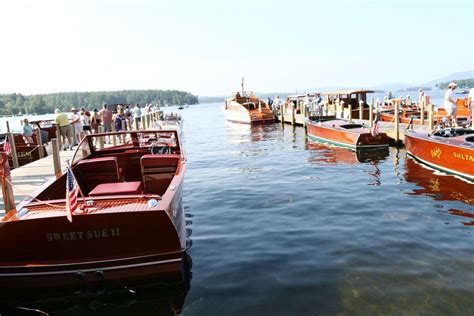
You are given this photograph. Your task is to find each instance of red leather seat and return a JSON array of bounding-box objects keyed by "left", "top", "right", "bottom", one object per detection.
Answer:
[
  {"left": 140, "top": 154, "right": 180, "bottom": 195},
  {"left": 74, "top": 157, "right": 122, "bottom": 194},
  {"left": 89, "top": 181, "right": 143, "bottom": 197}
]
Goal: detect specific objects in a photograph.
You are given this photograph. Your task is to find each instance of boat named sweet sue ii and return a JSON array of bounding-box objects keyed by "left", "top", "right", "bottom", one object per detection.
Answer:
[{"left": 0, "top": 130, "right": 188, "bottom": 291}]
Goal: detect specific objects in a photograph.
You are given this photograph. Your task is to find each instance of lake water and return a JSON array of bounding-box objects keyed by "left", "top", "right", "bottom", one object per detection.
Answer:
[{"left": 1, "top": 102, "right": 473, "bottom": 315}]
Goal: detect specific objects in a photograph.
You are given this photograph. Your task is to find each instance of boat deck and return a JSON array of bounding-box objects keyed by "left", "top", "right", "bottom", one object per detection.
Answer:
[{"left": 2, "top": 196, "right": 162, "bottom": 222}]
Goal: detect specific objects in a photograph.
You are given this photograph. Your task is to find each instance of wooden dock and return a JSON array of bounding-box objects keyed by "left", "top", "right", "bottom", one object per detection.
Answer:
[{"left": 0, "top": 148, "right": 75, "bottom": 214}]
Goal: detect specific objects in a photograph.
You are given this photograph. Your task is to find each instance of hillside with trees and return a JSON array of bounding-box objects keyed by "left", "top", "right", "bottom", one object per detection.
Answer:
[
  {"left": 436, "top": 78, "right": 474, "bottom": 90},
  {"left": 0, "top": 90, "right": 198, "bottom": 115}
]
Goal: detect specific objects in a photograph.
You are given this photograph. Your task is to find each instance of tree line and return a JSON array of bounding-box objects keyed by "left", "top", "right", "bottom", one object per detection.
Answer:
[
  {"left": 436, "top": 78, "right": 474, "bottom": 89},
  {"left": 0, "top": 90, "right": 199, "bottom": 115}
]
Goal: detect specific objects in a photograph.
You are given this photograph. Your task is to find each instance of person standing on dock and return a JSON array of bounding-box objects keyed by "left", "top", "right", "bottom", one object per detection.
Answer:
[
  {"left": 54, "top": 109, "right": 73, "bottom": 150},
  {"left": 313, "top": 93, "right": 322, "bottom": 115},
  {"left": 99, "top": 104, "right": 113, "bottom": 133},
  {"left": 303, "top": 94, "right": 311, "bottom": 115},
  {"left": 267, "top": 97, "right": 273, "bottom": 110},
  {"left": 273, "top": 96, "right": 281, "bottom": 110},
  {"left": 69, "top": 108, "right": 82, "bottom": 145},
  {"left": 418, "top": 88, "right": 425, "bottom": 105},
  {"left": 444, "top": 83, "right": 458, "bottom": 127},
  {"left": 80, "top": 107, "right": 91, "bottom": 134},
  {"left": 133, "top": 104, "right": 142, "bottom": 122}
]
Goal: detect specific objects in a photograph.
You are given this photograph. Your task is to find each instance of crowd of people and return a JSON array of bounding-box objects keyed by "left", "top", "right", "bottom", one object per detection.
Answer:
[{"left": 53, "top": 103, "right": 159, "bottom": 150}]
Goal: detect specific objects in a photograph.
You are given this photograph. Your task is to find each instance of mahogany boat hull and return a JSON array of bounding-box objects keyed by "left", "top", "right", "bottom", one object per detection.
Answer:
[
  {"left": 405, "top": 131, "right": 474, "bottom": 181},
  {"left": 306, "top": 119, "right": 390, "bottom": 150},
  {"left": 0, "top": 130, "right": 188, "bottom": 290}
]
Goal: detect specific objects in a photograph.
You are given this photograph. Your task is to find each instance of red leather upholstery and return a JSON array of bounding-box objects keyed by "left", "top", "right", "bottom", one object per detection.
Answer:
[
  {"left": 89, "top": 181, "right": 143, "bottom": 197},
  {"left": 140, "top": 154, "right": 180, "bottom": 195},
  {"left": 74, "top": 157, "right": 121, "bottom": 194}
]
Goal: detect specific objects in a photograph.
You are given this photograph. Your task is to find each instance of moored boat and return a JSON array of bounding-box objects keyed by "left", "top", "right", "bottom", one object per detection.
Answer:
[
  {"left": 0, "top": 129, "right": 188, "bottom": 291},
  {"left": 306, "top": 119, "right": 390, "bottom": 150},
  {"left": 405, "top": 128, "right": 474, "bottom": 181},
  {"left": 0, "top": 133, "right": 48, "bottom": 168},
  {"left": 224, "top": 91, "right": 275, "bottom": 125}
]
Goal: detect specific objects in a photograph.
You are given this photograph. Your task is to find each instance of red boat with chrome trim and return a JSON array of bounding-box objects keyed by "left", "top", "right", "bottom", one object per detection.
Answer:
[
  {"left": 405, "top": 128, "right": 474, "bottom": 181},
  {"left": 305, "top": 119, "right": 390, "bottom": 150},
  {"left": 0, "top": 129, "right": 188, "bottom": 291}
]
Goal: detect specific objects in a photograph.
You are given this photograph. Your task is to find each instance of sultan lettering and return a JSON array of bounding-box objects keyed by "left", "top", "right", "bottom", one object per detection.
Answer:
[{"left": 453, "top": 152, "right": 474, "bottom": 162}]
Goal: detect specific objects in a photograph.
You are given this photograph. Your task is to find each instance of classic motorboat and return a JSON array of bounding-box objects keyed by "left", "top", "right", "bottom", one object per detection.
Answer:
[
  {"left": 305, "top": 119, "right": 390, "bottom": 150},
  {"left": 0, "top": 129, "right": 188, "bottom": 291},
  {"left": 223, "top": 91, "right": 275, "bottom": 125},
  {"left": 29, "top": 119, "right": 57, "bottom": 142},
  {"left": 323, "top": 89, "right": 374, "bottom": 120},
  {"left": 158, "top": 113, "right": 183, "bottom": 136},
  {"left": 0, "top": 133, "right": 48, "bottom": 168},
  {"left": 379, "top": 98, "right": 470, "bottom": 125},
  {"left": 405, "top": 128, "right": 474, "bottom": 181}
]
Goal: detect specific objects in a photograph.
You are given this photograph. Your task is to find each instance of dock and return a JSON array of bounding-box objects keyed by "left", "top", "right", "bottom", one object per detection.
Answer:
[{"left": 275, "top": 97, "right": 435, "bottom": 145}]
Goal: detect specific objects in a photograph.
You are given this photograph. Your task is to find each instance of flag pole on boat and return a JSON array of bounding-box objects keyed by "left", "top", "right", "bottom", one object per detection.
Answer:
[{"left": 241, "top": 77, "right": 245, "bottom": 97}]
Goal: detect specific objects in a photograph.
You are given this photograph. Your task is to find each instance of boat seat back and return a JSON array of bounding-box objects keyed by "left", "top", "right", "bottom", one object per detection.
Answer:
[
  {"left": 141, "top": 154, "right": 180, "bottom": 195},
  {"left": 74, "top": 157, "right": 121, "bottom": 194}
]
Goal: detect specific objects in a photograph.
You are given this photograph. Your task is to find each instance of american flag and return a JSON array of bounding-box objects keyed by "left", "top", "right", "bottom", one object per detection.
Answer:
[
  {"left": 65, "top": 167, "right": 79, "bottom": 222},
  {"left": 371, "top": 112, "right": 380, "bottom": 137},
  {"left": 3, "top": 139, "right": 11, "bottom": 156}
]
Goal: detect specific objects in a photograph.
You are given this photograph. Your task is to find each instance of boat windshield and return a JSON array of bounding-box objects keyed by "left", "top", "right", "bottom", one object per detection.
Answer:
[{"left": 71, "top": 130, "right": 180, "bottom": 165}]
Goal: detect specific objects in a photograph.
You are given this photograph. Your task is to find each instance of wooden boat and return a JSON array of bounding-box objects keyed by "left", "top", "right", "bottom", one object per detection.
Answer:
[
  {"left": 323, "top": 89, "right": 374, "bottom": 120},
  {"left": 405, "top": 128, "right": 474, "bottom": 181},
  {"left": 0, "top": 129, "right": 188, "bottom": 291},
  {"left": 306, "top": 119, "right": 390, "bottom": 150},
  {"left": 158, "top": 113, "right": 183, "bottom": 136},
  {"left": 224, "top": 92, "right": 275, "bottom": 125},
  {"left": 29, "top": 119, "right": 57, "bottom": 142},
  {"left": 0, "top": 133, "right": 48, "bottom": 168},
  {"left": 379, "top": 98, "right": 470, "bottom": 125}
]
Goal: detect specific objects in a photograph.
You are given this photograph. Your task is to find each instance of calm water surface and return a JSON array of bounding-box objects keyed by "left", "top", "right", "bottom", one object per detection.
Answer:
[{"left": 2, "top": 102, "right": 473, "bottom": 315}]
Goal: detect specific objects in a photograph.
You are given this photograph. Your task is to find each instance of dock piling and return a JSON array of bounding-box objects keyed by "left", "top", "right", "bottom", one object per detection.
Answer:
[
  {"left": 291, "top": 103, "right": 296, "bottom": 126},
  {"left": 428, "top": 103, "right": 433, "bottom": 131},
  {"left": 98, "top": 126, "right": 104, "bottom": 149},
  {"left": 369, "top": 98, "right": 374, "bottom": 127},
  {"left": 1, "top": 153, "right": 16, "bottom": 213},
  {"left": 34, "top": 128, "right": 44, "bottom": 159},
  {"left": 420, "top": 96, "right": 425, "bottom": 125},
  {"left": 134, "top": 117, "right": 139, "bottom": 130},
  {"left": 7, "top": 133, "right": 19, "bottom": 169},
  {"left": 51, "top": 138, "right": 61, "bottom": 177},
  {"left": 55, "top": 126, "right": 63, "bottom": 150},
  {"left": 394, "top": 102, "right": 400, "bottom": 143},
  {"left": 348, "top": 103, "right": 352, "bottom": 123}
]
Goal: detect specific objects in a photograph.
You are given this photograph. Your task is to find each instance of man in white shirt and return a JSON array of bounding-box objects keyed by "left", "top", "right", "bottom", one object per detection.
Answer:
[
  {"left": 443, "top": 83, "right": 458, "bottom": 127},
  {"left": 69, "top": 108, "right": 82, "bottom": 145},
  {"left": 468, "top": 87, "right": 474, "bottom": 129},
  {"left": 303, "top": 94, "right": 311, "bottom": 115},
  {"left": 273, "top": 96, "right": 281, "bottom": 110}
]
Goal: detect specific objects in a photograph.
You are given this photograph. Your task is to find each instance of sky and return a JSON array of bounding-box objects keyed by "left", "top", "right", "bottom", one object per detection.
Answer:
[{"left": 0, "top": 0, "right": 472, "bottom": 96}]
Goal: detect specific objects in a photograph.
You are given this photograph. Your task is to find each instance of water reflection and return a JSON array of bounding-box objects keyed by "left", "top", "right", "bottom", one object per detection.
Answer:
[
  {"left": 224, "top": 122, "right": 279, "bottom": 144},
  {"left": 306, "top": 142, "right": 389, "bottom": 165},
  {"left": 0, "top": 265, "right": 192, "bottom": 315},
  {"left": 404, "top": 157, "right": 474, "bottom": 225}
]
